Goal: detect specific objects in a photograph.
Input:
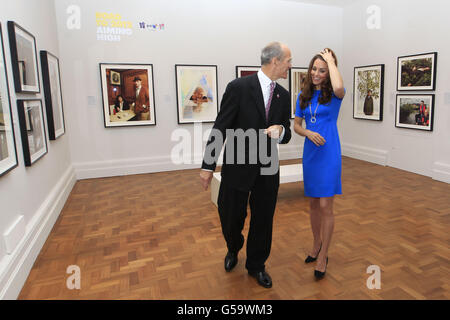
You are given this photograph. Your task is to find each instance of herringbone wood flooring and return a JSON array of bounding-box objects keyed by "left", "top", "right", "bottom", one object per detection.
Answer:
[{"left": 18, "top": 157, "right": 450, "bottom": 299}]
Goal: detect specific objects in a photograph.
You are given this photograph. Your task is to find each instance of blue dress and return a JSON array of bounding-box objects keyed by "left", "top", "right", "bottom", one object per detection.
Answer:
[{"left": 295, "top": 89, "right": 344, "bottom": 198}]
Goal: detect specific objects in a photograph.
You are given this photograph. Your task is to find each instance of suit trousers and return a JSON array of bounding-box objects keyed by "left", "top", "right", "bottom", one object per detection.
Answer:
[{"left": 217, "top": 172, "right": 279, "bottom": 273}]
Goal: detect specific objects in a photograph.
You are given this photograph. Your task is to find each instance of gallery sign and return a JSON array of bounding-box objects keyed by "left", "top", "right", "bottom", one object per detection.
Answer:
[{"left": 96, "top": 12, "right": 133, "bottom": 42}]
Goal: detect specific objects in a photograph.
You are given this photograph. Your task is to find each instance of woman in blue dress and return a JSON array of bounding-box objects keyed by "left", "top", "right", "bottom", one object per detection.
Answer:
[{"left": 294, "top": 48, "right": 345, "bottom": 279}]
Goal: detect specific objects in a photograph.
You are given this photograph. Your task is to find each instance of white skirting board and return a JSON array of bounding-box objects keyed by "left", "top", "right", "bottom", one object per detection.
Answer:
[
  {"left": 341, "top": 143, "right": 388, "bottom": 166},
  {"left": 0, "top": 166, "right": 77, "bottom": 300},
  {"left": 432, "top": 162, "right": 450, "bottom": 184}
]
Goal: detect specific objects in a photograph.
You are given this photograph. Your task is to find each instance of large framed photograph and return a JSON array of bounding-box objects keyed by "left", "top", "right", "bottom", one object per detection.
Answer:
[
  {"left": 395, "top": 94, "right": 434, "bottom": 131},
  {"left": 289, "top": 67, "right": 308, "bottom": 119},
  {"left": 397, "top": 52, "right": 437, "bottom": 91},
  {"left": 236, "top": 65, "right": 290, "bottom": 93},
  {"left": 175, "top": 64, "right": 218, "bottom": 124},
  {"left": 7, "top": 21, "right": 40, "bottom": 93},
  {"left": 0, "top": 23, "right": 18, "bottom": 176},
  {"left": 353, "top": 64, "right": 384, "bottom": 121},
  {"left": 100, "top": 63, "right": 156, "bottom": 127},
  {"left": 40, "top": 51, "right": 65, "bottom": 140},
  {"left": 17, "top": 100, "right": 48, "bottom": 166}
]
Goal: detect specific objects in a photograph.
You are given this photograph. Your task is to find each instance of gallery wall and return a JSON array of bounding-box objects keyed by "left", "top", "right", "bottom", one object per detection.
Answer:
[
  {"left": 340, "top": 0, "right": 450, "bottom": 182},
  {"left": 53, "top": 0, "right": 344, "bottom": 179},
  {"left": 0, "top": 0, "right": 75, "bottom": 299}
]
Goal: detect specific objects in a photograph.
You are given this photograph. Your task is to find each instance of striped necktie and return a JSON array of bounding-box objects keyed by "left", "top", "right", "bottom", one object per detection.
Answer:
[{"left": 266, "top": 81, "right": 275, "bottom": 122}]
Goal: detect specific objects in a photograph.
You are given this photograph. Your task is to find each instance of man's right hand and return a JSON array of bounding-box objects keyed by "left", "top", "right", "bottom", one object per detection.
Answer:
[{"left": 199, "top": 170, "right": 213, "bottom": 191}]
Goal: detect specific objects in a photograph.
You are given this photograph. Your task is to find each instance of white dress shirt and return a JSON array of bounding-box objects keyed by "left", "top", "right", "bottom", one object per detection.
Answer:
[{"left": 257, "top": 69, "right": 285, "bottom": 143}]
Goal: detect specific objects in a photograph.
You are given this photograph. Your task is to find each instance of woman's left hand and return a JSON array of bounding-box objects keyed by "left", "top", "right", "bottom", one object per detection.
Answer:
[{"left": 319, "top": 48, "right": 335, "bottom": 65}]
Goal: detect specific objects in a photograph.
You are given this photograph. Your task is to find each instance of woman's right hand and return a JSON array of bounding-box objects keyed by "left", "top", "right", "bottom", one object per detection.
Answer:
[{"left": 306, "top": 130, "right": 326, "bottom": 146}]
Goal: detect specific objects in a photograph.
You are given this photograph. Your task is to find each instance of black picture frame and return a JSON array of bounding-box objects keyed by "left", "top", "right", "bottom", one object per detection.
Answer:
[
  {"left": 0, "top": 22, "right": 18, "bottom": 177},
  {"left": 17, "top": 99, "right": 48, "bottom": 166},
  {"left": 395, "top": 94, "right": 434, "bottom": 131},
  {"left": 289, "top": 67, "right": 308, "bottom": 119},
  {"left": 99, "top": 63, "right": 156, "bottom": 128},
  {"left": 353, "top": 64, "right": 384, "bottom": 121},
  {"left": 7, "top": 21, "right": 40, "bottom": 93},
  {"left": 40, "top": 50, "right": 66, "bottom": 140},
  {"left": 397, "top": 52, "right": 437, "bottom": 91},
  {"left": 175, "top": 64, "right": 219, "bottom": 124}
]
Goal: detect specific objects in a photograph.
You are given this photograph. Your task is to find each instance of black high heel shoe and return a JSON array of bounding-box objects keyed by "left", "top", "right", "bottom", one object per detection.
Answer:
[
  {"left": 305, "top": 243, "right": 322, "bottom": 263},
  {"left": 314, "top": 257, "right": 328, "bottom": 279}
]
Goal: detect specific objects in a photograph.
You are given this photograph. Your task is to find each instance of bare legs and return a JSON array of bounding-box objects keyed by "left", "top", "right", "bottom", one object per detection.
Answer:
[{"left": 309, "top": 197, "right": 335, "bottom": 272}]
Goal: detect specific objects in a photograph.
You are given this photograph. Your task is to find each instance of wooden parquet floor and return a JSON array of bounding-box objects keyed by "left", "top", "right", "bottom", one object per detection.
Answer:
[{"left": 18, "top": 157, "right": 450, "bottom": 300}]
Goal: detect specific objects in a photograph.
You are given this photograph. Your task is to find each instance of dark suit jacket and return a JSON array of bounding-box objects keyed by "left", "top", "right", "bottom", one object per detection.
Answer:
[
  {"left": 202, "top": 73, "right": 291, "bottom": 191},
  {"left": 114, "top": 100, "right": 130, "bottom": 113}
]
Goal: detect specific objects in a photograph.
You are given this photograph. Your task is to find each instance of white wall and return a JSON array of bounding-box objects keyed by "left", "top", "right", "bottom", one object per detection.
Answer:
[
  {"left": 341, "top": 0, "right": 450, "bottom": 182},
  {"left": 0, "top": 0, "right": 448, "bottom": 300},
  {"left": 53, "top": 0, "right": 344, "bottom": 179},
  {"left": 0, "top": 0, "right": 75, "bottom": 299}
]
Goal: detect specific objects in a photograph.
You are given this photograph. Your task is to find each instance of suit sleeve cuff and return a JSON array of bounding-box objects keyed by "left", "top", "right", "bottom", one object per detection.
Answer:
[{"left": 277, "top": 125, "right": 285, "bottom": 144}]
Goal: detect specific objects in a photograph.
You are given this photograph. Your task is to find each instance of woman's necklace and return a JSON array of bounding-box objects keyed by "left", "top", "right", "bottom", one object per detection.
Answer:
[{"left": 309, "top": 100, "right": 319, "bottom": 124}]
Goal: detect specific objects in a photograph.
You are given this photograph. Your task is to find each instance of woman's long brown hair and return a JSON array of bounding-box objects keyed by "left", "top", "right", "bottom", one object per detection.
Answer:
[{"left": 299, "top": 48, "right": 338, "bottom": 110}]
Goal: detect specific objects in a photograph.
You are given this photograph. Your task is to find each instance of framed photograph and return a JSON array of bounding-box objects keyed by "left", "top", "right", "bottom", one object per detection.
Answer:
[
  {"left": 110, "top": 70, "right": 121, "bottom": 85},
  {"left": 353, "top": 64, "right": 384, "bottom": 121},
  {"left": 7, "top": 21, "right": 40, "bottom": 93},
  {"left": 397, "top": 52, "right": 437, "bottom": 91},
  {"left": 175, "top": 64, "right": 218, "bottom": 124},
  {"left": 40, "top": 51, "right": 65, "bottom": 140},
  {"left": 17, "top": 100, "right": 48, "bottom": 166},
  {"left": 236, "top": 65, "right": 290, "bottom": 93},
  {"left": 0, "top": 23, "right": 18, "bottom": 176},
  {"left": 395, "top": 94, "right": 434, "bottom": 131},
  {"left": 236, "top": 65, "right": 259, "bottom": 78},
  {"left": 289, "top": 67, "right": 308, "bottom": 119},
  {"left": 100, "top": 63, "right": 156, "bottom": 127}
]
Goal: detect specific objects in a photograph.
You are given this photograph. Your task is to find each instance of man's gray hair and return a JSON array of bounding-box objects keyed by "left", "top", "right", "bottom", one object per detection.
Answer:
[{"left": 261, "top": 42, "right": 284, "bottom": 65}]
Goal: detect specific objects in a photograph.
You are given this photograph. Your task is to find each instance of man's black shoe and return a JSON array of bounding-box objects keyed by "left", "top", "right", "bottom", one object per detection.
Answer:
[
  {"left": 248, "top": 270, "right": 272, "bottom": 288},
  {"left": 224, "top": 252, "right": 238, "bottom": 272}
]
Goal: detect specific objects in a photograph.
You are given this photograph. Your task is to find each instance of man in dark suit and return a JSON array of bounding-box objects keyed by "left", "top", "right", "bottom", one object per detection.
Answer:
[{"left": 200, "top": 42, "right": 292, "bottom": 288}]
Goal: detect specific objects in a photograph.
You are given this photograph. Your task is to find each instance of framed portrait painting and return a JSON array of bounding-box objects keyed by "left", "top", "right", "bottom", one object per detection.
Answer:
[
  {"left": 395, "top": 94, "right": 434, "bottom": 131},
  {"left": 289, "top": 67, "right": 308, "bottom": 119},
  {"left": 17, "top": 100, "right": 48, "bottom": 166},
  {"left": 175, "top": 64, "right": 218, "bottom": 124},
  {"left": 100, "top": 63, "right": 156, "bottom": 127},
  {"left": 397, "top": 52, "right": 437, "bottom": 91},
  {"left": 40, "top": 51, "right": 65, "bottom": 140},
  {"left": 0, "top": 23, "right": 18, "bottom": 176},
  {"left": 7, "top": 21, "right": 40, "bottom": 93},
  {"left": 110, "top": 70, "right": 121, "bottom": 85},
  {"left": 353, "top": 64, "right": 384, "bottom": 121}
]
